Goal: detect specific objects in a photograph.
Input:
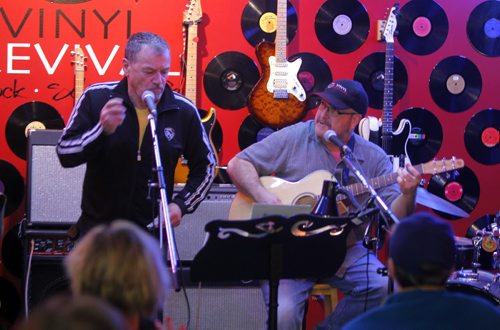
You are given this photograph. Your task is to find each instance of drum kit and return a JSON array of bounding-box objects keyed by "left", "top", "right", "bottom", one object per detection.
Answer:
[{"left": 448, "top": 214, "right": 500, "bottom": 305}]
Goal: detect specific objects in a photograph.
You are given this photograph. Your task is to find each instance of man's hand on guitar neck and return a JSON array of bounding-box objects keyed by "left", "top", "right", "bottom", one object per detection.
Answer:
[
  {"left": 227, "top": 157, "right": 282, "bottom": 205},
  {"left": 392, "top": 163, "right": 421, "bottom": 218}
]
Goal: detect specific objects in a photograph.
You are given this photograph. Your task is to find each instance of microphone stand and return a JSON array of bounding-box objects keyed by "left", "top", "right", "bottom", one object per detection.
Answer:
[
  {"left": 147, "top": 109, "right": 181, "bottom": 291},
  {"left": 340, "top": 151, "right": 400, "bottom": 228}
]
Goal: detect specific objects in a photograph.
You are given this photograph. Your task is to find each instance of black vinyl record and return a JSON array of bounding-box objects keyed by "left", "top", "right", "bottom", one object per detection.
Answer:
[
  {"left": 0, "top": 160, "right": 24, "bottom": 216},
  {"left": 315, "top": 0, "right": 369, "bottom": 54},
  {"left": 467, "top": 1, "right": 500, "bottom": 57},
  {"left": 353, "top": 52, "right": 408, "bottom": 109},
  {"left": 241, "top": 0, "right": 298, "bottom": 47},
  {"left": 5, "top": 101, "right": 64, "bottom": 159},
  {"left": 429, "top": 56, "right": 482, "bottom": 113},
  {"left": 203, "top": 51, "right": 260, "bottom": 110},
  {"left": 288, "top": 52, "right": 333, "bottom": 110},
  {"left": 238, "top": 114, "right": 276, "bottom": 150},
  {"left": 428, "top": 166, "right": 479, "bottom": 220},
  {"left": 395, "top": 107, "right": 443, "bottom": 164},
  {"left": 397, "top": 0, "right": 448, "bottom": 55},
  {"left": 464, "top": 108, "right": 499, "bottom": 165},
  {"left": 466, "top": 214, "right": 497, "bottom": 238}
]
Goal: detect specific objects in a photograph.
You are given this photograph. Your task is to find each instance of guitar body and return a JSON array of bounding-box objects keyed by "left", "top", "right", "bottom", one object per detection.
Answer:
[
  {"left": 248, "top": 41, "right": 307, "bottom": 129},
  {"left": 228, "top": 169, "right": 333, "bottom": 219},
  {"left": 174, "top": 107, "right": 218, "bottom": 183}
]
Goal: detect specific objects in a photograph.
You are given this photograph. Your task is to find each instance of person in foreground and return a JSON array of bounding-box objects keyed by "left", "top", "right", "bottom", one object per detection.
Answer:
[
  {"left": 227, "top": 79, "right": 421, "bottom": 329},
  {"left": 64, "top": 220, "right": 174, "bottom": 330},
  {"left": 57, "top": 31, "right": 216, "bottom": 238},
  {"left": 343, "top": 212, "right": 500, "bottom": 330}
]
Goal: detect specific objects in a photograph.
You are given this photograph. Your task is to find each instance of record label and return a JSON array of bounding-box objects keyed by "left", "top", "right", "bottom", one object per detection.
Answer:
[
  {"left": 315, "top": 0, "right": 369, "bottom": 54},
  {"left": 241, "top": 0, "right": 298, "bottom": 47},
  {"left": 0, "top": 160, "right": 24, "bottom": 216},
  {"left": 397, "top": 0, "right": 448, "bottom": 55},
  {"left": 6, "top": 101, "right": 65, "bottom": 159},
  {"left": 203, "top": 51, "right": 260, "bottom": 110},
  {"left": 429, "top": 56, "right": 482, "bottom": 113},
  {"left": 354, "top": 52, "right": 408, "bottom": 109},
  {"left": 428, "top": 166, "right": 479, "bottom": 220},
  {"left": 464, "top": 108, "right": 499, "bottom": 165},
  {"left": 395, "top": 108, "right": 443, "bottom": 164},
  {"left": 467, "top": 1, "right": 500, "bottom": 57}
]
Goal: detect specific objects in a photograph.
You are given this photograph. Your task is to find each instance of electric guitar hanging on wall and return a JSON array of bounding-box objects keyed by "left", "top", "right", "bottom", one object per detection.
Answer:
[
  {"left": 174, "top": 0, "right": 219, "bottom": 183},
  {"left": 247, "top": 0, "right": 307, "bottom": 129},
  {"left": 359, "top": 4, "right": 411, "bottom": 167},
  {"left": 71, "top": 47, "right": 85, "bottom": 103}
]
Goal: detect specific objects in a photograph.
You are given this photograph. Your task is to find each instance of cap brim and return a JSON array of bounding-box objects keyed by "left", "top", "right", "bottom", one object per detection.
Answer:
[{"left": 312, "top": 92, "right": 351, "bottom": 110}]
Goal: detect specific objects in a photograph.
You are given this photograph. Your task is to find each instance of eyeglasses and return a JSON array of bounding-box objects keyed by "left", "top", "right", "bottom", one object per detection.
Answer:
[{"left": 320, "top": 101, "right": 358, "bottom": 116}]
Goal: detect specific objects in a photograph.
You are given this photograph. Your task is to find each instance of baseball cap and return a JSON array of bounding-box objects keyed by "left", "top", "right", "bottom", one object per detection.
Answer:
[
  {"left": 313, "top": 79, "right": 369, "bottom": 116},
  {"left": 389, "top": 212, "right": 456, "bottom": 276}
]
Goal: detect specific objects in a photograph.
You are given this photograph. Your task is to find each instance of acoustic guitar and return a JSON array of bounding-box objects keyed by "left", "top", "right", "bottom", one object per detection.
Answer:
[
  {"left": 359, "top": 4, "right": 411, "bottom": 165},
  {"left": 174, "top": 0, "right": 219, "bottom": 183},
  {"left": 247, "top": 0, "right": 306, "bottom": 129},
  {"left": 71, "top": 47, "right": 85, "bottom": 102},
  {"left": 228, "top": 158, "right": 464, "bottom": 220}
]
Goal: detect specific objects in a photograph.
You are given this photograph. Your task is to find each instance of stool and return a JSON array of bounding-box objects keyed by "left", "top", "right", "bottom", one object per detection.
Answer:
[{"left": 310, "top": 284, "right": 338, "bottom": 318}]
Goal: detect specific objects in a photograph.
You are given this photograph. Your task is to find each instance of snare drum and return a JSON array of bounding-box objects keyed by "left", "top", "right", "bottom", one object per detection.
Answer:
[{"left": 446, "top": 269, "right": 500, "bottom": 305}]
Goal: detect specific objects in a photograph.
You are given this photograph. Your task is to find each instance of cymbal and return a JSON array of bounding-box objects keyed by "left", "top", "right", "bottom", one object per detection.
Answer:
[{"left": 416, "top": 187, "right": 469, "bottom": 218}]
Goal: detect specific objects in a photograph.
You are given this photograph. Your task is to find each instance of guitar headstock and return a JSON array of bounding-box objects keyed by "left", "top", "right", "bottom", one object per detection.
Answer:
[
  {"left": 421, "top": 157, "right": 465, "bottom": 176},
  {"left": 183, "top": 0, "right": 202, "bottom": 25},
  {"left": 382, "top": 3, "right": 399, "bottom": 43},
  {"left": 71, "top": 47, "right": 85, "bottom": 73}
]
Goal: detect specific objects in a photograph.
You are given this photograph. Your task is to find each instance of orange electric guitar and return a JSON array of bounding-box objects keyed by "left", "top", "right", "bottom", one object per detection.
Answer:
[
  {"left": 174, "top": 0, "right": 219, "bottom": 183},
  {"left": 247, "top": 0, "right": 307, "bottom": 129}
]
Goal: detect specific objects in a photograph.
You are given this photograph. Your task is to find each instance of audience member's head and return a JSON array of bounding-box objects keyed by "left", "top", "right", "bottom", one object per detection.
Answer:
[
  {"left": 21, "top": 294, "right": 127, "bottom": 330},
  {"left": 389, "top": 212, "right": 456, "bottom": 289},
  {"left": 64, "top": 220, "right": 170, "bottom": 322}
]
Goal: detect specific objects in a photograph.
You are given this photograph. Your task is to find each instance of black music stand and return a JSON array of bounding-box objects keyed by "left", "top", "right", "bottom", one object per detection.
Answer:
[{"left": 191, "top": 213, "right": 364, "bottom": 330}]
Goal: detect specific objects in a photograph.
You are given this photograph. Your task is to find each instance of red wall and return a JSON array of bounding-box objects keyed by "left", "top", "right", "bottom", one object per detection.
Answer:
[{"left": 0, "top": 0, "right": 499, "bottom": 325}]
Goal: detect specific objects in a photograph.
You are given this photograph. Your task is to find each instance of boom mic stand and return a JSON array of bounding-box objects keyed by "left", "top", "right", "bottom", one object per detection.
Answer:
[{"left": 146, "top": 105, "right": 181, "bottom": 291}]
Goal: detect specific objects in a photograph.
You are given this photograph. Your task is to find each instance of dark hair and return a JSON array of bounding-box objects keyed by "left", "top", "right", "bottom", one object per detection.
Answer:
[
  {"left": 125, "top": 32, "right": 170, "bottom": 62},
  {"left": 393, "top": 264, "right": 452, "bottom": 288}
]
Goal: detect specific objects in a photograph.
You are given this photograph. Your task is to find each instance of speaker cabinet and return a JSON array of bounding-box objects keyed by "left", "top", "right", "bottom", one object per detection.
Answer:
[
  {"left": 23, "top": 227, "right": 72, "bottom": 313},
  {"left": 27, "top": 129, "right": 85, "bottom": 225},
  {"left": 172, "top": 184, "right": 236, "bottom": 262},
  {"left": 164, "top": 268, "right": 267, "bottom": 330}
]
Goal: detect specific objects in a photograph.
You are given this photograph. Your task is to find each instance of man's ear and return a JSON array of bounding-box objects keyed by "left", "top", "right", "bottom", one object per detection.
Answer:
[{"left": 122, "top": 58, "right": 129, "bottom": 75}]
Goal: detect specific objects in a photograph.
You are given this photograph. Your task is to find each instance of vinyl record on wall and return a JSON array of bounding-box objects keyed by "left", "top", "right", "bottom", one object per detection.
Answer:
[
  {"left": 238, "top": 114, "right": 276, "bottom": 150},
  {"left": 241, "top": 0, "right": 298, "bottom": 47},
  {"left": 203, "top": 51, "right": 260, "bottom": 110},
  {"left": 395, "top": 107, "right": 443, "bottom": 164},
  {"left": 397, "top": 0, "right": 448, "bottom": 55},
  {"left": 427, "top": 166, "right": 479, "bottom": 220},
  {"left": 315, "top": 0, "right": 369, "bottom": 54},
  {"left": 0, "top": 160, "right": 24, "bottom": 216},
  {"left": 464, "top": 108, "right": 499, "bottom": 165},
  {"left": 467, "top": 1, "right": 500, "bottom": 57},
  {"left": 5, "top": 101, "right": 65, "bottom": 159},
  {"left": 353, "top": 52, "right": 408, "bottom": 109},
  {"left": 466, "top": 214, "right": 498, "bottom": 238},
  {"left": 429, "top": 56, "right": 482, "bottom": 113},
  {"left": 288, "top": 52, "right": 333, "bottom": 110}
]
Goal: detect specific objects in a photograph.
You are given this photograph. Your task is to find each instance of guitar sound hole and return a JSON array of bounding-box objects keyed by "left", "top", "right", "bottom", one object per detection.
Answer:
[{"left": 293, "top": 194, "right": 317, "bottom": 208}]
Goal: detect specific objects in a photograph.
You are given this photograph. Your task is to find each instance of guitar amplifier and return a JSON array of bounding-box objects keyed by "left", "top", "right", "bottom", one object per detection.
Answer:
[{"left": 26, "top": 129, "right": 85, "bottom": 226}]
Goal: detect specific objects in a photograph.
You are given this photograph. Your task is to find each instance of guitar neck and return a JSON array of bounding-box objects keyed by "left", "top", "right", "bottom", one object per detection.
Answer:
[
  {"left": 347, "top": 163, "right": 424, "bottom": 196},
  {"left": 75, "top": 69, "right": 84, "bottom": 102},
  {"left": 185, "top": 23, "right": 199, "bottom": 104},
  {"left": 275, "top": 0, "right": 287, "bottom": 63},
  {"left": 382, "top": 41, "right": 394, "bottom": 137}
]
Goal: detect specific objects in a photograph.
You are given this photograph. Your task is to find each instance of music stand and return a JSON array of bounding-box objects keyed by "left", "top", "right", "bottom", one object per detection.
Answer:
[{"left": 191, "top": 213, "right": 364, "bottom": 330}]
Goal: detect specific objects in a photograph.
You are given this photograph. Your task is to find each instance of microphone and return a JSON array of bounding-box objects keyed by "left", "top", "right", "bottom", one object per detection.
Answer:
[
  {"left": 141, "top": 90, "right": 157, "bottom": 116},
  {"left": 323, "top": 130, "right": 352, "bottom": 154}
]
